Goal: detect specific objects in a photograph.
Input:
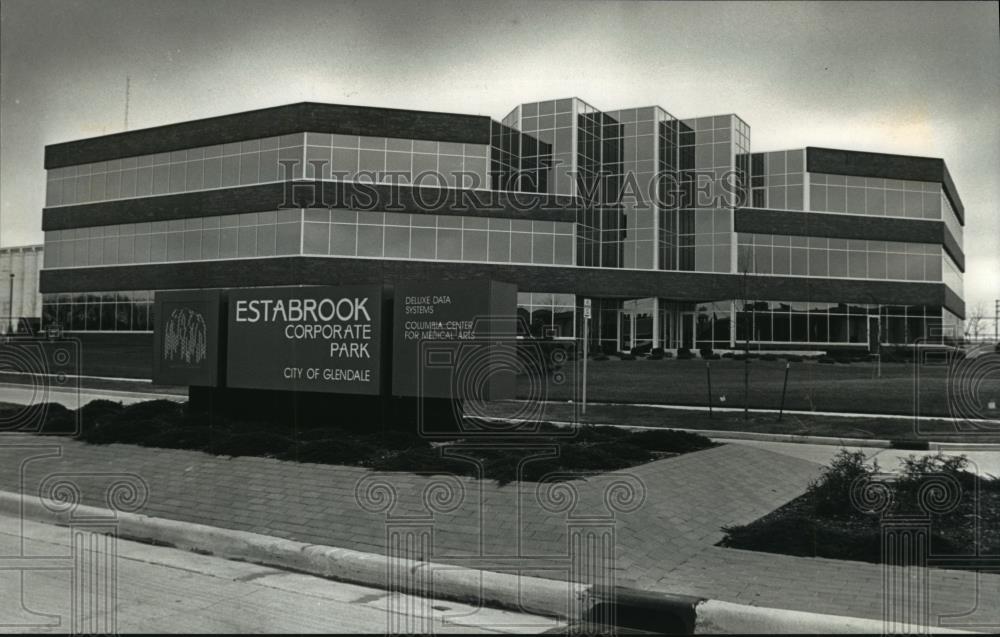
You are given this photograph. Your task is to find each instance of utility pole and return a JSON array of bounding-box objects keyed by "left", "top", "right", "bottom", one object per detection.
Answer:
[
  {"left": 995, "top": 299, "right": 998, "bottom": 343},
  {"left": 124, "top": 75, "right": 131, "bottom": 131},
  {"left": 7, "top": 273, "right": 14, "bottom": 336}
]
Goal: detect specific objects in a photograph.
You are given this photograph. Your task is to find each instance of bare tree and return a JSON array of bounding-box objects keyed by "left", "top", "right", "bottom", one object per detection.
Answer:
[{"left": 964, "top": 303, "right": 988, "bottom": 342}]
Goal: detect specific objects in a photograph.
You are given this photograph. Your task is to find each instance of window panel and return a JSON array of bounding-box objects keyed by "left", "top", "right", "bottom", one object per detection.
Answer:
[
  {"left": 202, "top": 229, "right": 220, "bottom": 259},
  {"left": 237, "top": 227, "right": 256, "bottom": 258},
  {"left": 356, "top": 224, "right": 384, "bottom": 257},
  {"left": 330, "top": 224, "right": 357, "bottom": 256},
  {"left": 384, "top": 226, "right": 410, "bottom": 258},
  {"left": 410, "top": 227, "right": 435, "bottom": 259},
  {"left": 462, "top": 230, "right": 488, "bottom": 261},
  {"left": 219, "top": 228, "right": 238, "bottom": 258},
  {"left": 437, "top": 229, "right": 462, "bottom": 260},
  {"left": 257, "top": 224, "right": 276, "bottom": 256}
]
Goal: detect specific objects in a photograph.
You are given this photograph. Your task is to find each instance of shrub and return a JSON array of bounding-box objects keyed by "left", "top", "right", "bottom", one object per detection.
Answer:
[
  {"left": 78, "top": 399, "right": 125, "bottom": 432},
  {"left": 284, "top": 437, "right": 377, "bottom": 465},
  {"left": 631, "top": 342, "right": 652, "bottom": 357},
  {"left": 720, "top": 509, "right": 882, "bottom": 563},
  {"left": 817, "top": 355, "right": 837, "bottom": 364},
  {"left": 807, "top": 449, "right": 879, "bottom": 517},
  {"left": 32, "top": 402, "right": 76, "bottom": 434},
  {"left": 760, "top": 354, "right": 778, "bottom": 362},
  {"left": 628, "top": 429, "right": 715, "bottom": 453},
  {"left": 619, "top": 353, "right": 637, "bottom": 361},
  {"left": 895, "top": 453, "right": 980, "bottom": 510},
  {"left": 676, "top": 348, "right": 694, "bottom": 360},
  {"left": 661, "top": 351, "right": 674, "bottom": 359},
  {"left": 783, "top": 355, "right": 803, "bottom": 363}
]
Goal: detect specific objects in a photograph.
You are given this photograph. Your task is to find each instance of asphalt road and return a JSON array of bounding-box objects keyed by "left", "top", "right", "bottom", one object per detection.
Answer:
[
  {"left": 0, "top": 381, "right": 184, "bottom": 411},
  {"left": 0, "top": 515, "right": 561, "bottom": 634}
]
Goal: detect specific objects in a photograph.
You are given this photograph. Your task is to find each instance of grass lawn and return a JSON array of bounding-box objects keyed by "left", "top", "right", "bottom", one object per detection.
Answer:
[
  {"left": 477, "top": 401, "right": 1000, "bottom": 444},
  {"left": 518, "top": 357, "right": 1000, "bottom": 418},
  {"left": 0, "top": 333, "right": 154, "bottom": 379}
]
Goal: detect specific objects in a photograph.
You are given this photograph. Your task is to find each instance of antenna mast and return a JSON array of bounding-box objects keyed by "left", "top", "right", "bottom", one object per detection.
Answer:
[{"left": 124, "top": 76, "right": 131, "bottom": 131}]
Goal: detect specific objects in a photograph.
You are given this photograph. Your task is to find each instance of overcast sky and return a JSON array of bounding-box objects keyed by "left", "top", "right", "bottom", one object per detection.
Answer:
[{"left": 1, "top": 0, "right": 997, "bottom": 310}]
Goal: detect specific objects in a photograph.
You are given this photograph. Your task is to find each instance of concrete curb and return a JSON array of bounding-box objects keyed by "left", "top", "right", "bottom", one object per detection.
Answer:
[
  {"left": 0, "top": 490, "right": 981, "bottom": 633},
  {"left": 0, "top": 490, "right": 584, "bottom": 620},
  {"left": 474, "top": 415, "right": 1000, "bottom": 450},
  {"left": 590, "top": 586, "right": 977, "bottom": 634}
]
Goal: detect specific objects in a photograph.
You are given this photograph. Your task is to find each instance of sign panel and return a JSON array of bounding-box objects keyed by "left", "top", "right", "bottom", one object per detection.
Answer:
[
  {"left": 392, "top": 279, "right": 517, "bottom": 399},
  {"left": 152, "top": 290, "right": 223, "bottom": 387},
  {"left": 226, "top": 285, "right": 383, "bottom": 395}
]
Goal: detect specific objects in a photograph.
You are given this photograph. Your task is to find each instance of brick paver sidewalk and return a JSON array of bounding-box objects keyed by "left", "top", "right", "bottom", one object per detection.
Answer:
[{"left": 0, "top": 436, "right": 996, "bottom": 628}]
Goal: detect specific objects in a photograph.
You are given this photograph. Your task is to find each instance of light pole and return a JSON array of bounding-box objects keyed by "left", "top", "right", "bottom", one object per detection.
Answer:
[
  {"left": 7, "top": 273, "right": 13, "bottom": 336},
  {"left": 995, "top": 299, "right": 998, "bottom": 344}
]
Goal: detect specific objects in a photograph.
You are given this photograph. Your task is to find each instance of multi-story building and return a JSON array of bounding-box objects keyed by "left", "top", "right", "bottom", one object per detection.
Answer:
[
  {"left": 39, "top": 99, "right": 965, "bottom": 353},
  {"left": 1, "top": 244, "right": 43, "bottom": 334}
]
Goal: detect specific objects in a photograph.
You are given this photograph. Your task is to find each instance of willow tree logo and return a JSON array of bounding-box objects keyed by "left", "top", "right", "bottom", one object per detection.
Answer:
[{"left": 164, "top": 307, "right": 208, "bottom": 365}]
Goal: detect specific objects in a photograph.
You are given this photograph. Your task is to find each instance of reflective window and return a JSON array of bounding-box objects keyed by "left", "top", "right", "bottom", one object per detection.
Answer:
[
  {"left": 303, "top": 210, "right": 574, "bottom": 267},
  {"left": 516, "top": 292, "right": 576, "bottom": 338},
  {"left": 737, "top": 232, "right": 944, "bottom": 283},
  {"left": 808, "top": 173, "right": 946, "bottom": 222},
  {"left": 41, "top": 290, "right": 153, "bottom": 332},
  {"left": 748, "top": 149, "right": 804, "bottom": 211},
  {"left": 43, "top": 211, "right": 302, "bottom": 268},
  {"left": 45, "top": 132, "right": 494, "bottom": 207},
  {"left": 44, "top": 210, "right": 574, "bottom": 269}
]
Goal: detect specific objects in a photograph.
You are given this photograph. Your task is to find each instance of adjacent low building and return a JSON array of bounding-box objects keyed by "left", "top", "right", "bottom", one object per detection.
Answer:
[
  {"left": 1, "top": 244, "right": 43, "bottom": 334},
  {"left": 39, "top": 99, "right": 965, "bottom": 353}
]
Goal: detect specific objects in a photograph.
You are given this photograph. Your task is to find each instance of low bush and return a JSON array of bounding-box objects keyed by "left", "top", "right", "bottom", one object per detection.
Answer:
[
  {"left": 676, "top": 348, "right": 694, "bottom": 360},
  {"left": 783, "top": 355, "right": 804, "bottom": 363},
  {"left": 284, "top": 437, "right": 379, "bottom": 465},
  {"left": 628, "top": 428, "right": 716, "bottom": 454},
  {"left": 31, "top": 402, "right": 76, "bottom": 434},
  {"left": 56, "top": 398, "right": 716, "bottom": 484},
  {"left": 760, "top": 354, "right": 778, "bottom": 362},
  {"left": 721, "top": 449, "right": 999, "bottom": 570},
  {"left": 619, "top": 353, "right": 637, "bottom": 361},
  {"left": 817, "top": 355, "right": 837, "bottom": 364},
  {"left": 807, "top": 449, "right": 879, "bottom": 517}
]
